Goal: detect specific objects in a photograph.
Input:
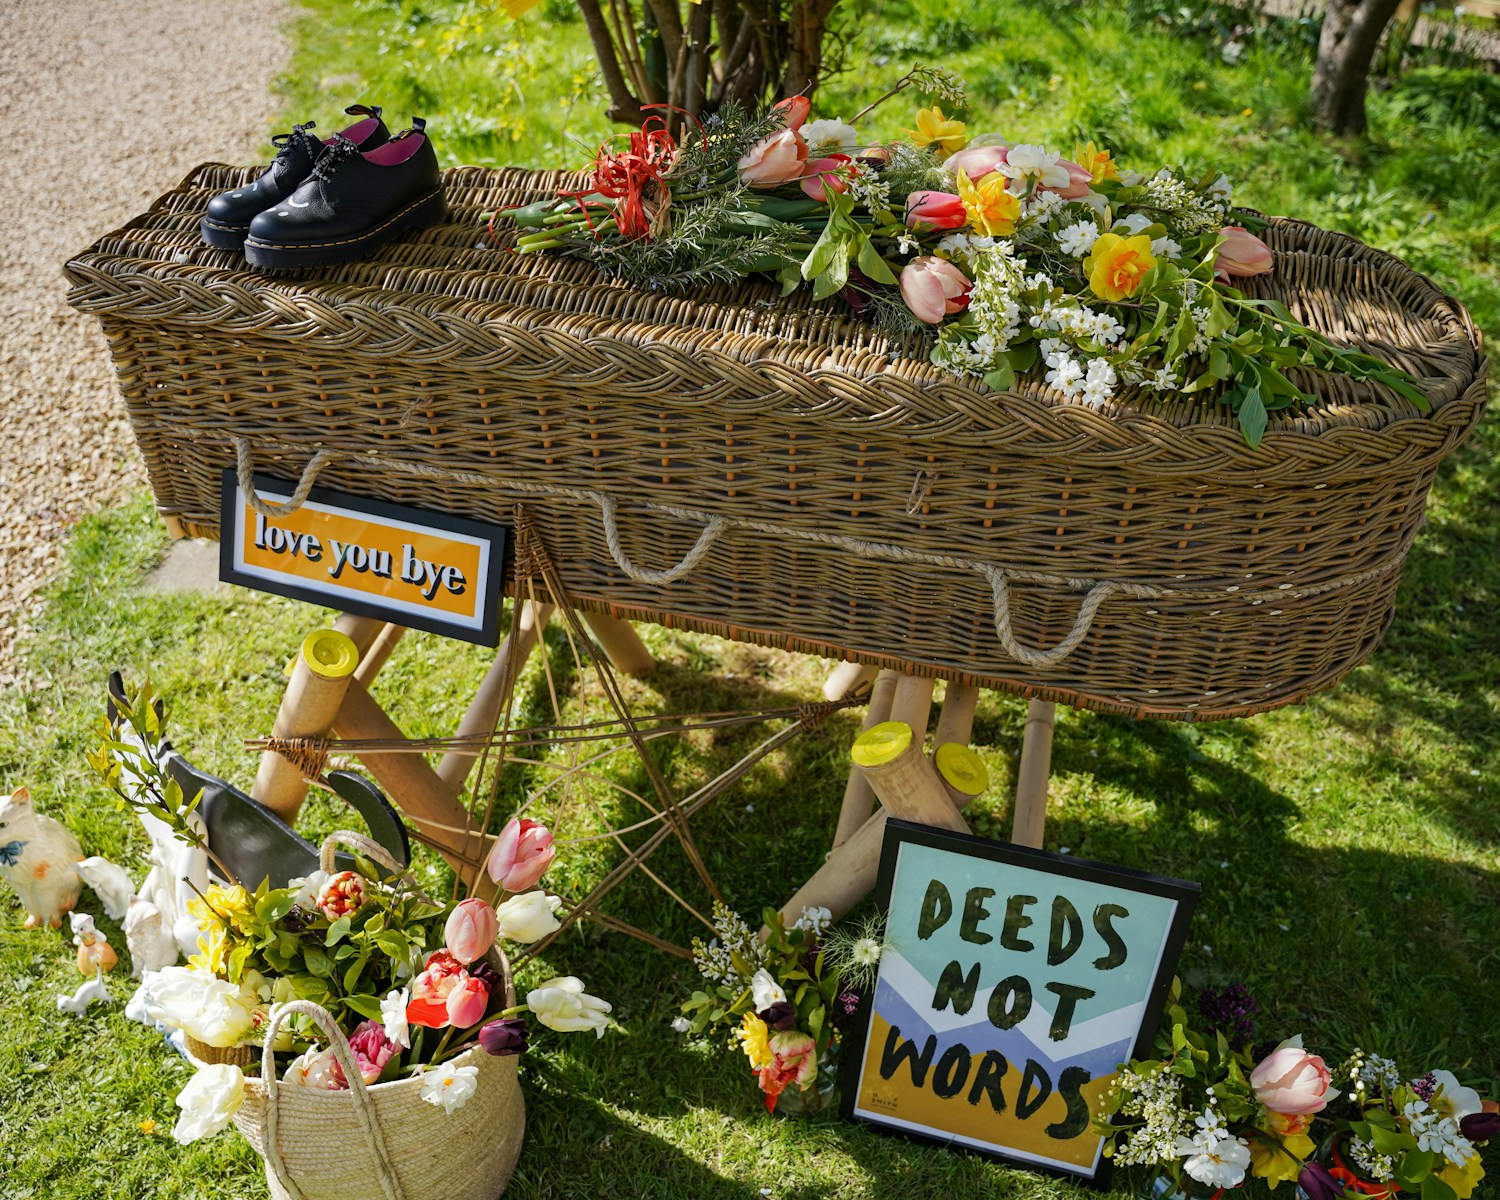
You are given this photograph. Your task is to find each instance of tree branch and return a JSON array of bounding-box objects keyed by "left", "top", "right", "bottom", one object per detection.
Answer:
[{"left": 578, "top": 0, "right": 644, "bottom": 123}]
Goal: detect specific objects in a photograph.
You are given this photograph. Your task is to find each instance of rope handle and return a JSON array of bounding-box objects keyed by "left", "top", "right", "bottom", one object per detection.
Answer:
[
  {"left": 980, "top": 568, "right": 1118, "bottom": 669},
  {"left": 596, "top": 493, "right": 726, "bottom": 586},
  {"left": 235, "top": 438, "right": 336, "bottom": 518},
  {"left": 260, "top": 1000, "right": 407, "bottom": 1200},
  {"left": 319, "top": 829, "right": 403, "bottom": 876}
]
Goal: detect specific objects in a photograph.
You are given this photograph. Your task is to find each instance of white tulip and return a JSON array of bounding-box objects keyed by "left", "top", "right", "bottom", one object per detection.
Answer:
[
  {"left": 172, "top": 1064, "right": 245, "bottom": 1144},
  {"left": 527, "top": 976, "right": 612, "bottom": 1038},
  {"left": 494, "top": 891, "right": 563, "bottom": 944},
  {"left": 145, "top": 966, "right": 256, "bottom": 1048}
]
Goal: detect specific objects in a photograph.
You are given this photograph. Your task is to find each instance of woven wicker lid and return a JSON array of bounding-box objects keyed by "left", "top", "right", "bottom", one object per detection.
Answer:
[{"left": 65, "top": 164, "right": 1487, "bottom": 482}]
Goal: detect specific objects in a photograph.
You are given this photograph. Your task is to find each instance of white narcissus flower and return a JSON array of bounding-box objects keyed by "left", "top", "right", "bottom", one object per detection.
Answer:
[
  {"left": 750, "top": 969, "right": 787, "bottom": 1011},
  {"left": 494, "top": 891, "right": 563, "bottom": 944},
  {"left": 527, "top": 976, "right": 612, "bottom": 1038},
  {"left": 1430, "top": 1070, "right": 1483, "bottom": 1122},
  {"left": 799, "top": 118, "right": 859, "bottom": 152},
  {"left": 420, "top": 1062, "right": 479, "bottom": 1114},
  {"left": 1174, "top": 1130, "right": 1251, "bottom": 1190},
  {"left": 671, "top": 1017, "right": 692, "bottom": 1033},
  {"left": 172, "top": 1064, "right": 246, "bottom": 1144},
  {"left": 282, "top": 1045, "right": 343, "bottom": 1090},
  {"left": 999, "top": 144, "right": 1069, "bottom": 189},
  {"left": 1115, "top": 212, "right": 1154, "bottom": 236},
  {"left": 287, "top": 869, "right": 331, "bottom": 910},
  {"left": 381, "top": 987, "right": 411, "bottom": 1050}
]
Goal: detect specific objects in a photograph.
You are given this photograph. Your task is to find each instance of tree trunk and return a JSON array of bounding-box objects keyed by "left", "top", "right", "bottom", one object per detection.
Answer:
[{"left": 1310, "top": 0, "right": 1405, "bottom": 134}]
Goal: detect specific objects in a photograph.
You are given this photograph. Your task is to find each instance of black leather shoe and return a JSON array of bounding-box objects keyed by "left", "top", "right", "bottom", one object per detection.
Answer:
[
  {"left": 243, "top": 118, "right": 446, "bottom": 270},
  {"left": 199, "top": 105, "right": 389, "bottom": 250}
]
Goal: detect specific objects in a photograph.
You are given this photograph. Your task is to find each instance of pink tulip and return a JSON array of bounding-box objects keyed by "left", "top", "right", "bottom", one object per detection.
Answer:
[
  {"left": 445, "top": 975, "right": 492, "bottom": 1029},
  {"left": 444, "top": 897, "right": 499, "bottom": 965},
  {"left": 486, "top": 816, "right": 556, "bottom": 892},
  {"left": 801, "top": 154, "right": 854, "bottom": 203},
  {"left": 737, "top": 128, "right": 809, "bottom": 187},
  {"left": 857, "top": 145, "right": 891, "bottom": 166},
  {"left": 1041, "top": 158, "right": 1095, "bottom": 199},
  {"left": 1216, "top": 225, "right": 1273, "bottom": 278},
  {"left": 1250, "top": 1043, "right": 1335, "bottom": 1115},
  {"left": 945, "top": 144, "right": 1009, "bottom": 180},
  {"left": 899, "top": 256, "right": 972, "bottom": 324},
  {"left": 905, "top": 190, "right": 967, "bottom": 231},
  {"left": 772, "top": 94, "right": 811, "bottom": 132}
]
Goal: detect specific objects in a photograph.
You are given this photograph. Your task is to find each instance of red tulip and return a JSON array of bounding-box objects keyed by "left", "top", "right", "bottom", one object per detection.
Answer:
[
  {"left": 905, "top": 190, "right": 967, "bottom": 231},
  {"left": 772, "top": 95, "right": 811, "bottom": 132},
  {"left": 486, "top": 816, "right": 556, "bottom": 892},
  {"left": 801, "top": 154, "right": 854, "bottom": 203}
]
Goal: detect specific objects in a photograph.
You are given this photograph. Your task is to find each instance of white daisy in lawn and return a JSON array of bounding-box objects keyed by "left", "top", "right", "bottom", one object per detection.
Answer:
[{"left": 420, "top": 1062, "right": 480, "bottom": 1114}]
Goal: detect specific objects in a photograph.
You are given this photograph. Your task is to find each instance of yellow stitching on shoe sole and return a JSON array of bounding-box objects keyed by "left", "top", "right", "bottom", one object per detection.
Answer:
[
  {"left": 202, "top": 217, "right": 250, "bottom": 233},
  {"left": 243, "top": 190, "right": 444, "bottom": 252}
]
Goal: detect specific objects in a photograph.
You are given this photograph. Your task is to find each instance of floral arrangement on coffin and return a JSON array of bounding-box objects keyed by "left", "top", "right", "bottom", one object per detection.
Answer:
[
  {"left": 497, "top": 67, "right": 1427, "bottom": 447},
  {"left": 677, "top": 904, "right": 885, "bottom": 1113},
  {"left": 1094, "top": 980, "right": 1498, "bottom": 1200}
]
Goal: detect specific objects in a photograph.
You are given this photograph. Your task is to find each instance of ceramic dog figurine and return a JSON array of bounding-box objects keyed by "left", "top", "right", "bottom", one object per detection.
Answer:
[{"left": 0, "top": 787, "right": 84, "bottom": 928}]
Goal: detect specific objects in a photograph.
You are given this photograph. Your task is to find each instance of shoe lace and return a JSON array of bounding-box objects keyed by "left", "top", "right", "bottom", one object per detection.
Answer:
[
  {"left": 309, "top": 135, "right": 361, "bottom": 186},
  {"left": 270, "top": 121, "right": 319, "bottom": 161}
]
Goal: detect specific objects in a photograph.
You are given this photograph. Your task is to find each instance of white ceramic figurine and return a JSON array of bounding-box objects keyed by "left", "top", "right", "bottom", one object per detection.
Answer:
[
  {"left": 0, "top": 786, "right": 84, "bottom": 928},
  {"left": 123, "top": 896, "right": 178, "bottom": 978},
  {"left": 71, "top": 912, "right": 118, "bottom": 974},
  {"left": 74, "top": 856, "right": 136, "bottom": 922}
]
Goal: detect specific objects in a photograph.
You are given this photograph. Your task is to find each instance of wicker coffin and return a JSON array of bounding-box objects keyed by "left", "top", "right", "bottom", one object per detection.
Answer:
[{"left": 65, "top": 164, "right": 1488, "bottom": 720}]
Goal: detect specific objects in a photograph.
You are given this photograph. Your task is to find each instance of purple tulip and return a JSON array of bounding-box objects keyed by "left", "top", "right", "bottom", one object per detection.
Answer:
[
  {"left": 759, "top": 1001, "right": 797, "bottom": 1031},
  {"left": 467, "top": 959, "right": 504, "bottom": 994},
  {"left": 1297, "top": 1162, "right": 1345, "bottom": 1200},
  {"left": 1461, "top": 1110, "right": 1500, "bottom": 1142},
  {"left": 478, "top": 1017, "right": 528, "bottom": 1057}
]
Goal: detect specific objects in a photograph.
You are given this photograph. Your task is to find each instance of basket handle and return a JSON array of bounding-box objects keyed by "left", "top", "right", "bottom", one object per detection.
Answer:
[
  {"left": 319, "top": 830, "right": 402, "bottom": 876},
  {"left": 235, "top": 437, "right": 336, "bottom": 518},
  {"left": 260, "top": 999, "right": 408, "bottom": 1200},
  {"left": 596, "top": 493, "right": 727, "bottom": 585},
  {"left": 980, "top": 567, "right": 1118, "bottom": 669}
]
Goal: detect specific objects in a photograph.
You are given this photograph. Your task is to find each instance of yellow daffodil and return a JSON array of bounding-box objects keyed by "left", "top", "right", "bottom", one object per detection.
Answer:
[
  {"left": 908, "top": 105, "right": 968, "bottom": 158},
  {"left": 1248, "top": 1130, "right": 1315, "bottom": 1188},
  {"left": 1073, "top": 140, "right": 1120, "bottom": 183},
  {"left": 189, "top": 883, "right": 255, "bottom": 934},
  {"left": 1438, "top": 1154, "right": 1485, "bottom": 1200},
  {"left": 188, "top": 926, "right": 230, "bottom": 976},
  {"left": 736, "top": 1012, "right": 774, "bottom": 1070},
  {"left": 956, "top": 169, "right": 1021, "bottom": 237},
  {"left": 1084, "top": 232, "right": 1157, "bottom": 301}
]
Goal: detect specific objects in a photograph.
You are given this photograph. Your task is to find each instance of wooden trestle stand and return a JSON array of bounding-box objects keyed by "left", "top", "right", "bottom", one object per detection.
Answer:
[{"left": 249, "top": 606, "right": 658, "bottom": 887}]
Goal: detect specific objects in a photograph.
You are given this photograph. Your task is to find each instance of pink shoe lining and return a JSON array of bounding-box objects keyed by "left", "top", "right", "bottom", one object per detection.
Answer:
[
  {"left": 365, "top": 135, "right": 426, "bottom": 166},
  {"left": 330, "top": 117, "right": 381, "bottom": 146}
]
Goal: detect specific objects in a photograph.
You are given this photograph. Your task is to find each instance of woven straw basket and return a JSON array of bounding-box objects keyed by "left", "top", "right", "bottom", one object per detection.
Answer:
[
  {"left": 186, "top": 832, "right": 524, "bottom": 1200},
  {"left": 65, "top": 165, "right": 1488, "bottom": 719}
]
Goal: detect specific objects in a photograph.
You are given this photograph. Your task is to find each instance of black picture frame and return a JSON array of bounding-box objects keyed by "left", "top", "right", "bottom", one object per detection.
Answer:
[
  {"left": 219, "top": 470, "right": 510, "bottom": 647},
  {"left": 838, "top": 818, "right": 1200, "bottom": 1185}
]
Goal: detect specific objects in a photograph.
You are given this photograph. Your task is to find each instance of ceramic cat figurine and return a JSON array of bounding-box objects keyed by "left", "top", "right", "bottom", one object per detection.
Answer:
[
  {"left": 71, "top": 912, "right": 118, "bottom": 974},
  {"left": 0, "top": 787, "right": 84, "bottom": 928}
]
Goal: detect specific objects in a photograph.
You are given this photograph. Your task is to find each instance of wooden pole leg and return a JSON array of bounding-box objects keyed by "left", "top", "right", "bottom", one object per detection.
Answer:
[
  {"left": 436, "top": 601, "right": 554, "bottom": 794},
  {"left": 252, "top": 628, "right": 361, "bottom": 823},
  {"left": 354, "top": 623, "right": 407, "bottom": 688},
  {"left": 822, "top": 659, "right": 877, "bottom": 702},
  {"left": 582, "top": 612, "right": 656, "bottom": 678},
  {"left": 831, "top": 670, "right": 898, "bottom": 848},
  {"left": 333, "top": 614, "right": 387, "bottom": 657},
  {"left": 775, "top": 721, "right": 971, "bottom": 928},
  {"left": 1012, "top": 699, "right": 1055, "bottom": 849},
  {"left": 332, "top": 678, "right": 488, "bottom": 889},
  {"left": 933, "top": 681, "right": 980, "bottom": 749}
]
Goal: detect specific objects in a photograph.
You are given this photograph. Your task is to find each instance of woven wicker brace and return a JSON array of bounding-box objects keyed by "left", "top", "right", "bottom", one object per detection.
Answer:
[{"left": 65, "top": 164, "right": 1489, "bottom": 720}]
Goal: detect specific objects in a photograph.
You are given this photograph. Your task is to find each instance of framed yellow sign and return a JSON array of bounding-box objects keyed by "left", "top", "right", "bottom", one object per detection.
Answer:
[
  {"left": 842, "top": 819, "right": 1199, "bottom": 1184},
  {"left": 219, "top": 471, "right": 509, "bottom": 645}
]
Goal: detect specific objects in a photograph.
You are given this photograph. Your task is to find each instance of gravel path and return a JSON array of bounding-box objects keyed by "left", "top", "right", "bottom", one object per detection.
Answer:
[{"left": 0, "top": 0, "right": 288, "bottom": 684}]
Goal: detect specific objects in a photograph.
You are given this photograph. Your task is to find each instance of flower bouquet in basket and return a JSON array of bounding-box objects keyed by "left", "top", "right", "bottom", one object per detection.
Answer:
[
  {"left": 677, "top": 904, "right": 885, "bottom": 1114},
  {"left": 124, "top": 799, "right": 606, "bottom": 1199},
  {"left": 1094, "top": 980, "right": 1498, "bottom": 1200},
  {"left": 497, "top": 67, "right": 1427, "bottom": 447}
]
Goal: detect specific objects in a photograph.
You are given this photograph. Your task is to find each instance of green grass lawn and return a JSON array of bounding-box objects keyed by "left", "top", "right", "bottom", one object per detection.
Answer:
[{"left": 2, "top": 2, "right": 1497, "bottom": 1197}]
